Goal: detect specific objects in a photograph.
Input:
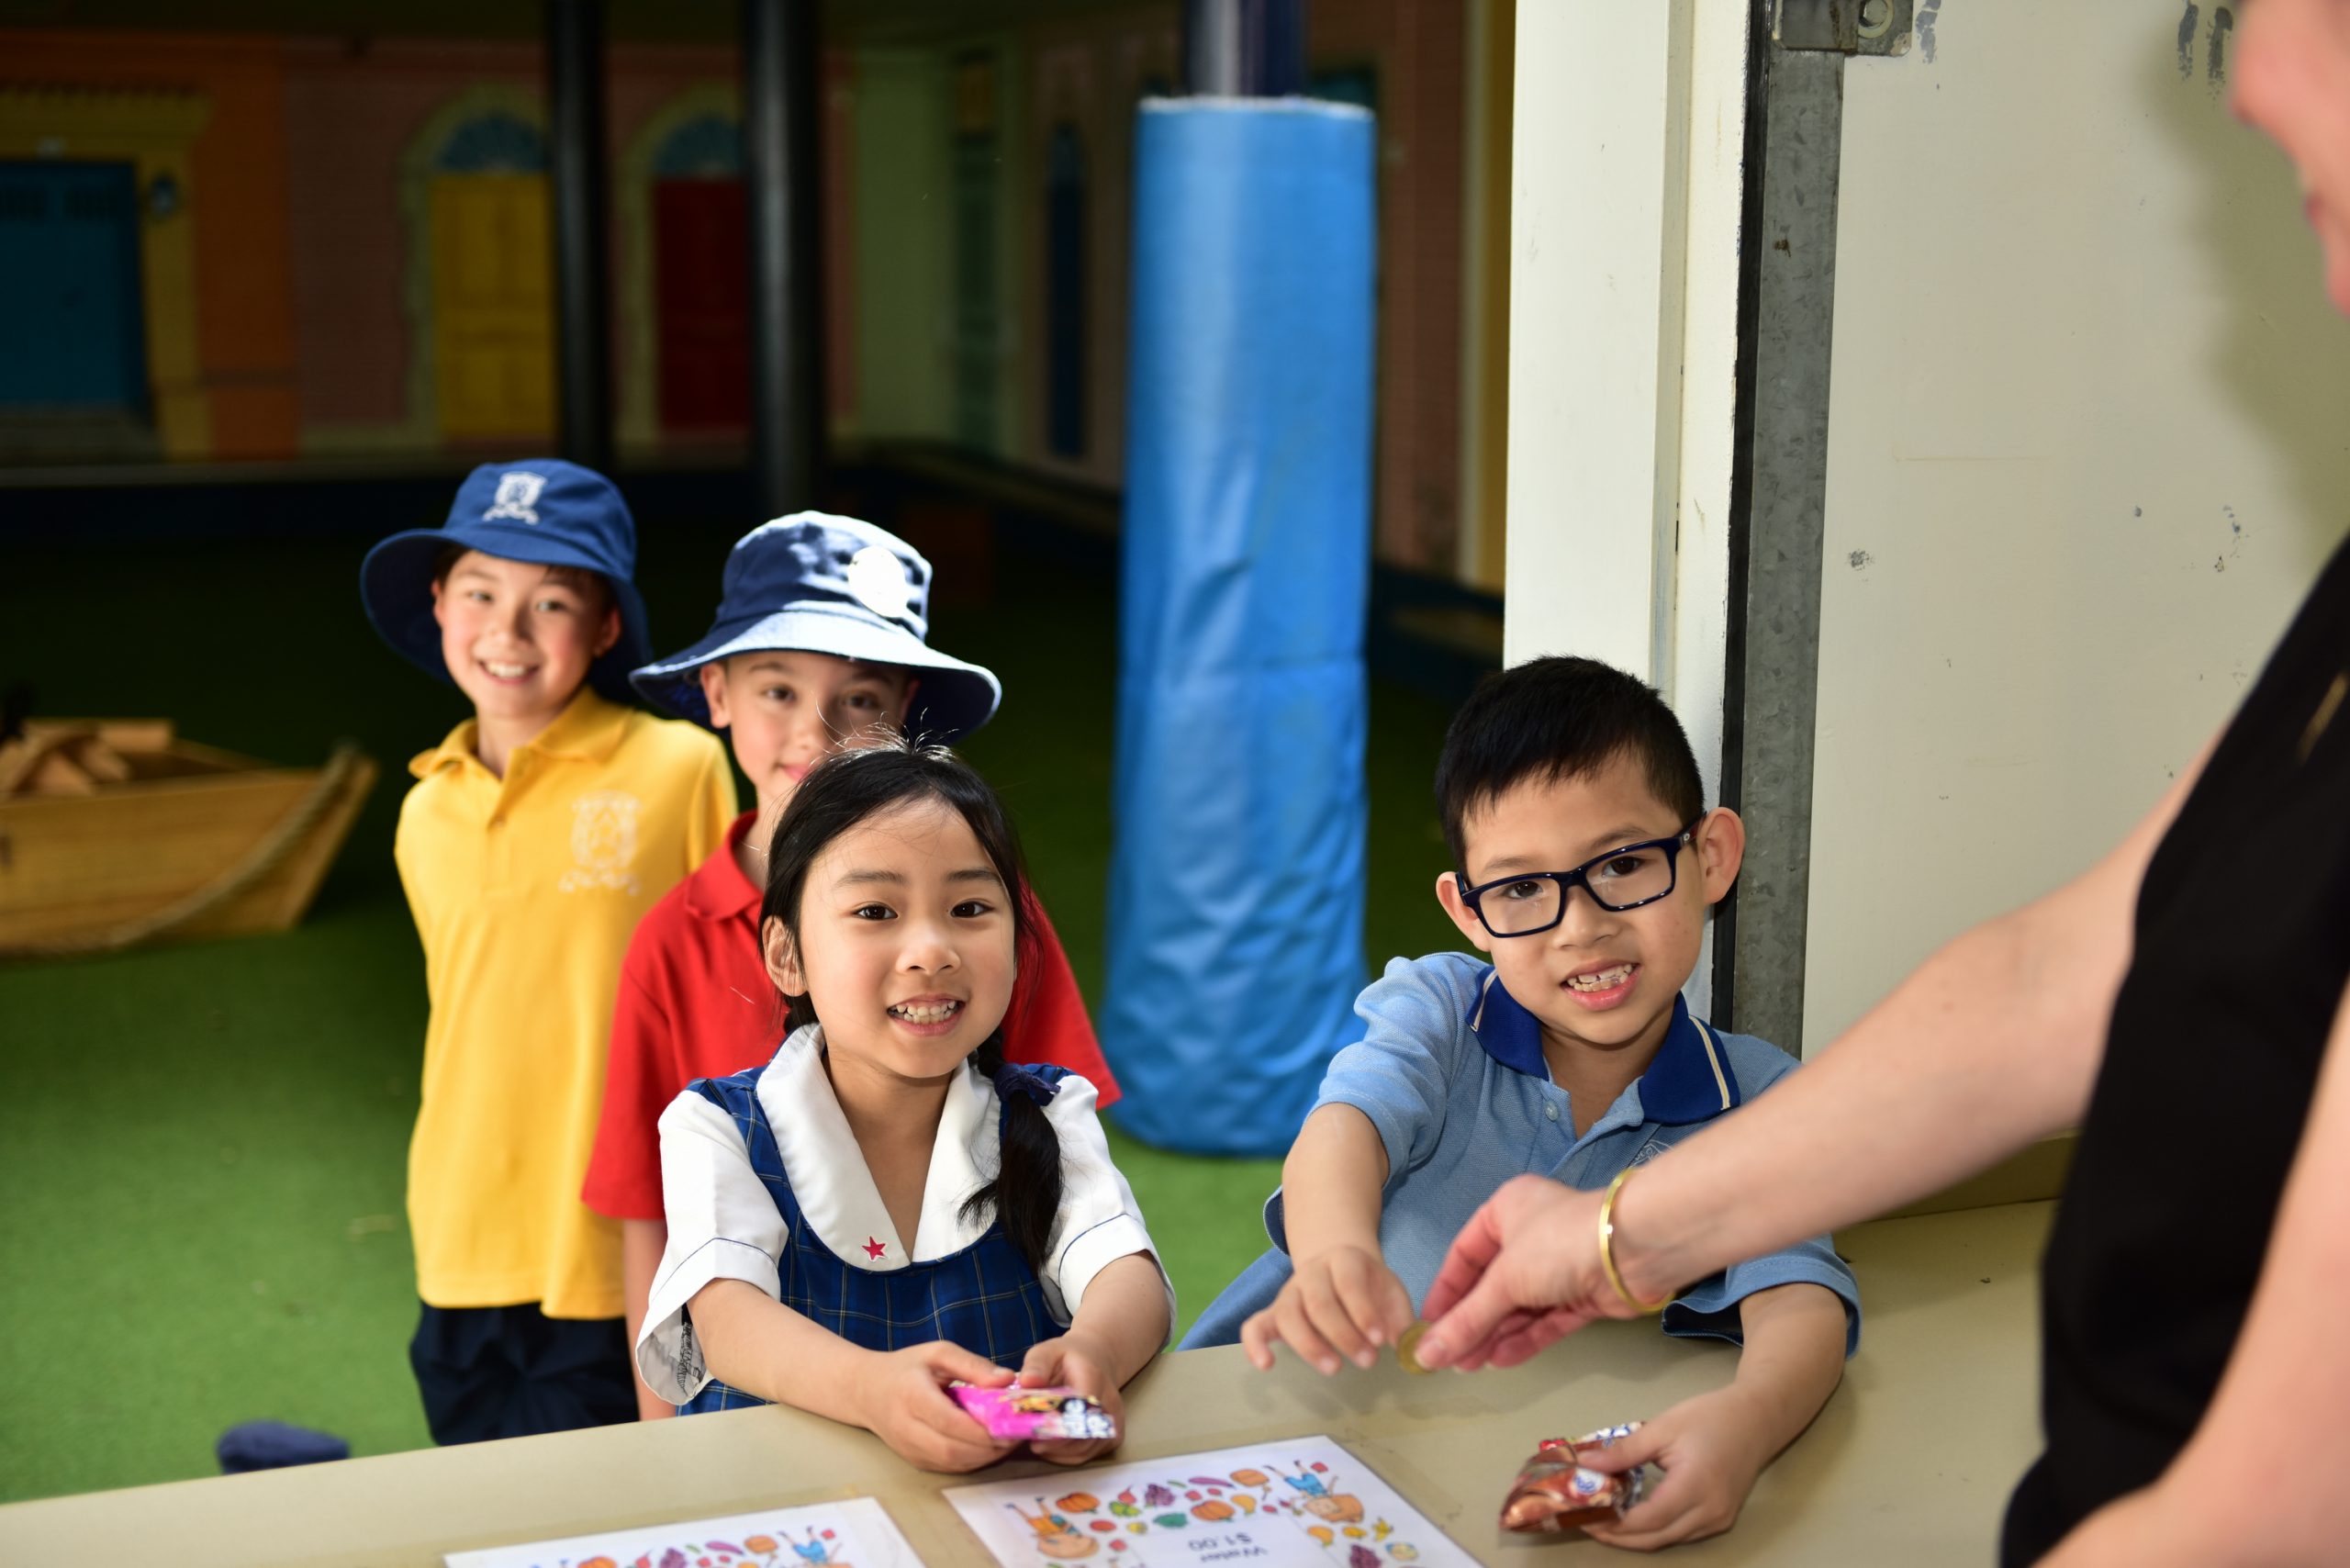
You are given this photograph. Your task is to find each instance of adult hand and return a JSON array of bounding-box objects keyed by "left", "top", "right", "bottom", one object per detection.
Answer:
[
  {"left": 1016, "top": 1331, "right": 1125, "bottom": 1466},
  {"left": 1415, "top": 1174, "right": 1631, "bottom": 1371},
  {"left": 854, "top": 1342, "right": 1017, "bottom": 1473},
  {"left": 1238, "top": 1244, "right": 1417, "bottom": 1374}
]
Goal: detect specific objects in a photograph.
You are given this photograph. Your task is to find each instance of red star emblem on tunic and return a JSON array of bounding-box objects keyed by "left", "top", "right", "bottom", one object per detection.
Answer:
[{"left": 863, "top": 1236, "right": 888, "bottom": 1260}]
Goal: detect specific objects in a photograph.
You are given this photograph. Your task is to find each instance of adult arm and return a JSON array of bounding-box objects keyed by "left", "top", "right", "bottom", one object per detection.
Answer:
[
  {"left": 1417, "top": 743, "right": 2211, "bottom": 1370},
  {"left": 2031, "top": 976, "right": 2350, "bottom": 1568},
  {"left": 621, "top": 1218, "right": 670, "bottom": 1421}
]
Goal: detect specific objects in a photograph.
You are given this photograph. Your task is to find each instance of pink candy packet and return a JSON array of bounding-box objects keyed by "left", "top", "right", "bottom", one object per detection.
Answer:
[{"left": 950, "top": 1382, "right": 1119, "bottom": 1441}]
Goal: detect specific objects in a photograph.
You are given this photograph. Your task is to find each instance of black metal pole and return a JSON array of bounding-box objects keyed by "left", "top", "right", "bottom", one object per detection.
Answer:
[
  {"left": 1183, "top": 0, "right": 1306, "bottom": 96},
  {"left": 547, "top": 0, "right": 612, "bottom": 471},
  {"left": 743, "top": 0, "right": 823, "bottom": 517}
]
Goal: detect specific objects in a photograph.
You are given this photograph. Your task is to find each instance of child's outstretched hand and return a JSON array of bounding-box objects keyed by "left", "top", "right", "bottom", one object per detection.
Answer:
[
  {"left": 1572, "top": 1387, "right": 1773, "bottom": 1551},
  {"left": 1016, "top": 1332, "right": 1125, "bottom": 1466},
  {"left": 855, "top": 1342, "right": 1017, "bottom": 1473},
  {"left": 1239, "top": 1245, "right": 1416, "bottom": 1374}
]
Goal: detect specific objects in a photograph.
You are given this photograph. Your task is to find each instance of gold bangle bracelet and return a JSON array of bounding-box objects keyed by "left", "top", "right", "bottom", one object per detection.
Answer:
[{"left": 1597, "top": 1168, "right": 1675, "bottom": 1316}]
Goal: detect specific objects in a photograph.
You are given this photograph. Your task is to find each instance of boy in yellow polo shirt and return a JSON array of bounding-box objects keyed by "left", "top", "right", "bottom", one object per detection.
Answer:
[{"left": 361, "top": 460, "right": 735, "bottom": 1442}]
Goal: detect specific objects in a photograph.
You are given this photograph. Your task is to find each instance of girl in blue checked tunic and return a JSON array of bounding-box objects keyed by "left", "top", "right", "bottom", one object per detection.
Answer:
[{"left": 634, "top": 743, "right": 1172, "bottom": 1472}]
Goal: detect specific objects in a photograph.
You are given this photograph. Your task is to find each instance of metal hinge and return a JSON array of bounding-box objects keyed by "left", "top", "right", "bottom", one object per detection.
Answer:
[{"left": 1773, "top": 0, "right": 1912, "bottom": 55}]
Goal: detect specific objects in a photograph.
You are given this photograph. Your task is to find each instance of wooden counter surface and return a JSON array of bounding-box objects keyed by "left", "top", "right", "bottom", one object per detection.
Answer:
[{"left": 0, "top": 1202, "right": 2053, "bottom": 1566}]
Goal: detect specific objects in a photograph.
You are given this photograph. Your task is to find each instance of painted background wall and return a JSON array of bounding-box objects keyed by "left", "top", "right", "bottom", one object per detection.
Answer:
[
  {"left": 5, "top": 32, "right": 300, "bottom": 459},
  {"left": 4, "top": 4, "right": 1507, "bottom": 588}
]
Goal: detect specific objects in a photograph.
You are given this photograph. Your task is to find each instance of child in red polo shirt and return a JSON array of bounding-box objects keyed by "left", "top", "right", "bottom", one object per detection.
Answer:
[{"left": 583, "top": 513, "right": 1118, "bottom": 1418}]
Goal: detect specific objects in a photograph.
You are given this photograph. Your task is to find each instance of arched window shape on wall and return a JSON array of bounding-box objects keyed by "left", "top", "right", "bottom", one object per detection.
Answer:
[
  {"left": 430, "top": 112, "right": 554, "bottom": 441},
  {"left": 1044, "top": 124, "right": 1088, "bottom": 460},
  {"left": 0, "top": 162, "right": 148, "bottom": 421},
  {"left": 651, "top": 114, "right": 749, "bottom": 433}
]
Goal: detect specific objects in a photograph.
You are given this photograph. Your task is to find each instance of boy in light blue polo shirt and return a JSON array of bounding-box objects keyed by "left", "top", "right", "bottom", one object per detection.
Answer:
[{"left": 1185, "top": 656, "right": 1857, "bottom": 1552}]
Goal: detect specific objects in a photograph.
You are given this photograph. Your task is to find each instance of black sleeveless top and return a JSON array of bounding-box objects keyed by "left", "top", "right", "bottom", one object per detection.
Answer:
[{"left": 2002, "top": 530, "right": 2350, "bottom": 1563}]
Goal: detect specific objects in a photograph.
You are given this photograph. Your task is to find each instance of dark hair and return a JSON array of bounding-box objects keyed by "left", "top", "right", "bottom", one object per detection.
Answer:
[
  {"left": 759, "top": 740, "right": 1062, "bottom": 1273},
  {"left": 1433, "top": 655, "right": 1705, "bottom": 874},
  {"left": 430, "top": 542, "right": 612, "bottom": 615}
]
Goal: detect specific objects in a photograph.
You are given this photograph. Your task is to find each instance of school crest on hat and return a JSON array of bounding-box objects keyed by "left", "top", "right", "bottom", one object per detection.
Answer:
[
  {"left": 630, "top": 512, "right": 1002, "bottom": 740},
  {"left": 357, "top": 459, "right": 653, "bottom": 702},
  {"left": 483, "top": 470, "right": 548, "bottom": 524},
  {"left": 844, "top": 543, "right": 917, "bottom": 625}
]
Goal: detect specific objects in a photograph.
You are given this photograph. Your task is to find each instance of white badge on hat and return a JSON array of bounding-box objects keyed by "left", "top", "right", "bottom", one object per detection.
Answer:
[
  {"left": 484, "top": 471, "right": 547, "bottom": 524},
  {"left": 844, "top": 543, "right": 915, "bottom": 623}
]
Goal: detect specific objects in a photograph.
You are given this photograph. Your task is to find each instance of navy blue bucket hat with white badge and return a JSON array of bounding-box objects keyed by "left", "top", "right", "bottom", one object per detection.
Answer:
[
  {"left": 359, "top": 459, "right": 653, "bottom": 704},
  {"left": 631, "top": 513, "right": 1002, "bottom": 744}
]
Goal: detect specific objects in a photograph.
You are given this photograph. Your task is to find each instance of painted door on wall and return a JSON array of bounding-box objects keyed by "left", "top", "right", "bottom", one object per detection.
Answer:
[
  {"left": 655, "top": 179, "right": 749, "bottom": 431},
  {"left": 950, "top": 55, "right": 1001, "bottom": 453},
  {"left": 431, "top": 173, "right": 554, "bottom": 441},
  {"left": 1043, "top": 125, "right": 1087, "bottom": 459},
  {"left": 0, "top": 161, "right": 147, "bottom": 410}
]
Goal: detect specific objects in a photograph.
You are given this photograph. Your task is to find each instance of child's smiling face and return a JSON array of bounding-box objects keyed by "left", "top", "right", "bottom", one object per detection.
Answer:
[
  {"left": 765, "top": 796, "right": 1015, "bottom": 1084},
  {"left": 430, "top": 549, "right": 617, "bottom": 728},
  {"left": 1436, "top": 750, "right": 1744, "bottom": 1069},
  {"left": 703, "top": 650, "right": 916, "bottom": 816}
]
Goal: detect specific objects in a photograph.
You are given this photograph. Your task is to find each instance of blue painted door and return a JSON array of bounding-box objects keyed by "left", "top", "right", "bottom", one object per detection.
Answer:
[{"left": 0, "top": 161, "right": 149, "bottom": 410}]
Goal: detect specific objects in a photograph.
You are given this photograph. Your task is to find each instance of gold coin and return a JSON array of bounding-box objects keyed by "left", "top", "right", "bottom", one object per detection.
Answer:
[{"left": 1396, "top": 1320, "right": 1433, "bottom": 1374}]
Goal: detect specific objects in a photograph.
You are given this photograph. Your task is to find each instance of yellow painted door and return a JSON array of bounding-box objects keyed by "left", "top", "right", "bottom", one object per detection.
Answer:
[{"left": 431, "top": 174, "right": 554, "bottom": 441}]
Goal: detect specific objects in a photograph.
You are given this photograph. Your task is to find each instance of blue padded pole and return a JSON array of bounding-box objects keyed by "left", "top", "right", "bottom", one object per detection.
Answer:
[{"left": 1102, "top": 98, "right": 1375, "bottom": 1155}]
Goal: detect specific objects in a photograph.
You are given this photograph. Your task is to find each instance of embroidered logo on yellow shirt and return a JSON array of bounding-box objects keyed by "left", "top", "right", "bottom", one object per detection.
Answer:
[{"left": 559, "top": 790, "right": 643, "bottom": 893}]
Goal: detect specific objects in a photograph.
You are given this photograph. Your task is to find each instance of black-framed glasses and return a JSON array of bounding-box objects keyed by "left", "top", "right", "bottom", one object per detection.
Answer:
[{"left": 1459, "top": 816, "right": 1706, "bottom": 937}]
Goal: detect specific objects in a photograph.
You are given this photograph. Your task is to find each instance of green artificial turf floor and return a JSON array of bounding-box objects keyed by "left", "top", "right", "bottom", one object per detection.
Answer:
[{"left": 0, "top": 514, "right": 1470, "bottom": 1504}]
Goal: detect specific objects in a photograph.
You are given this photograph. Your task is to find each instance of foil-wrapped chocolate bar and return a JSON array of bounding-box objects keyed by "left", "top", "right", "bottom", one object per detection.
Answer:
[
  {"left": 1498, "top": 1424, "right": 1652, "bottom": 1534},
  {"left": 949, "top": 1382, "right": 1119, "bottom": 1441}
]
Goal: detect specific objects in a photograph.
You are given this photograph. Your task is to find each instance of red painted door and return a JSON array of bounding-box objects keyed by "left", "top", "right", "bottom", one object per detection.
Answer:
[{"left": 654, "top": 179, "right": 749, "bottom": 432}]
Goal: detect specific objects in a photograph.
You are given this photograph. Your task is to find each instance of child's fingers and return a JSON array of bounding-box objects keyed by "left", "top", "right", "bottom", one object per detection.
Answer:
[
  {"left": 1327, "top": 1254, "right": 1412, "bottom": 1351},
  {"left": 1298, "top": 1265, "right": 1382, "bottom": 1368},
  {"left": 910, "top": 1384, "right": 1014, "bottom": 1462},
  {"left": 1573, "top": 1422, "right": 1670, "bottom": 1473},
  {"left": 1368, "top": 1265, "right": 1417, "bottom": 1346},
  {"left": 1031, "top": 1435, "right": 1113, "bottom": 1466},
  {"left": 1271, "top": 1290, "right": 1346, "bottom": 1375},
  {"left": 889, "top": 1405, "right": 1009, "bottom": 1473},
  {"left": 1579, "top": 1507, "right": 1691, "bottom": 1552},
  {"left": 1583, "top": 1464, "right": 1724, "bottom": 1551},
  {"left": 1239, "top": 1307, "right": 1282, "bottom": 1371},
  {"left": 925, "top": 1342, "right": 1016, "bottom": 1387},
  {"left": 1015, "top": 1339, "right": 1066, "bottom": 1387}
]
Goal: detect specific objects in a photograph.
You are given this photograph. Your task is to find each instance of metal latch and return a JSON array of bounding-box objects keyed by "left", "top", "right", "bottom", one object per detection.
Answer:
[{"left": 1773, "top": 0, "right": 1912, "bottom": 55}]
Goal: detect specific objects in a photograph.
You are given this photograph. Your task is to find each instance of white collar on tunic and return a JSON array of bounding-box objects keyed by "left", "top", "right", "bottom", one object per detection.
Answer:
[{"left": 754, "top": 1024, "right": 1001, "bottom": 1271}]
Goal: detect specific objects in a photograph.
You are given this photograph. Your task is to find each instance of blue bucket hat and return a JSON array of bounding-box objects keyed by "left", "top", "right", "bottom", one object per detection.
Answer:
[
  {"left": 632, "top": 513, "right": 1002, "bottom": 743},
  {"left": 359, "top": 460, "right": 652, "bottom": 704}
]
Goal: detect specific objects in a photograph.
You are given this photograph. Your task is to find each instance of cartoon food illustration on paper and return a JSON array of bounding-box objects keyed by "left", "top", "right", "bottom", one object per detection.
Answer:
[{"left": 1009, "top": 1499, "right": 1101, "bottom": 1560}]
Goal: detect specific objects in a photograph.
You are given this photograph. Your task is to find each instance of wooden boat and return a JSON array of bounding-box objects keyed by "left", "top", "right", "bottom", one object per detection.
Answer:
[{"left": 0, "top": 720, "right": 376, "bottom": 959}]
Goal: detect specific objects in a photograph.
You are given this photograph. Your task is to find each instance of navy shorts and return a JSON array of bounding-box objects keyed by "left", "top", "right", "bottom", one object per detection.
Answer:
[{"left": 408, "top": 1302, "right": 635, "bottom": 1445}]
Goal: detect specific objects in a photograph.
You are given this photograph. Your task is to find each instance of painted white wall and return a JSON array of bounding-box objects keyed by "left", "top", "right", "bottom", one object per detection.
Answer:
[
  {"left": 1802, "top": 1, "right": 2350, "bottom": 1047},
  {"left": 1503, "top": 5, "right": 1676, "bottom": 686},
  {"left": 1502, "top": 0, "right": 1746, "bottom": 791},
  {"left": 1502, "top": 0, "right": 1749, "bottom": 1012}
]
